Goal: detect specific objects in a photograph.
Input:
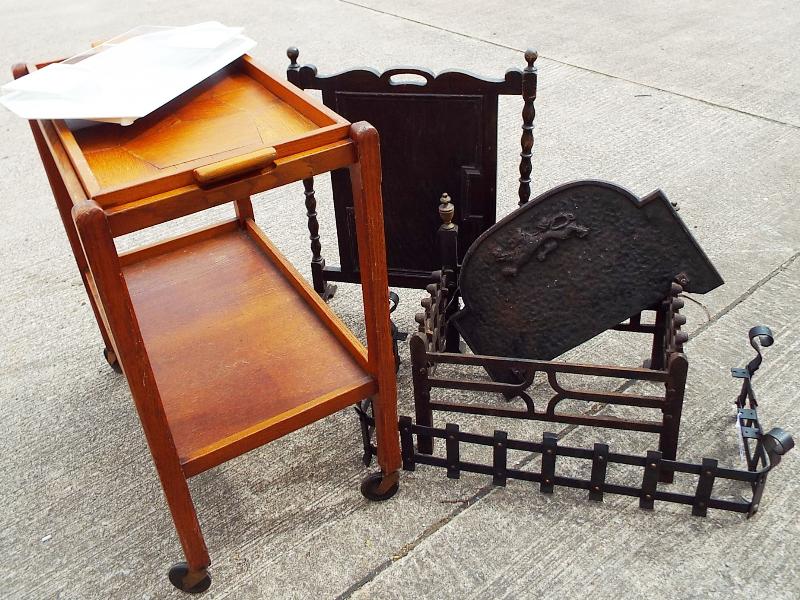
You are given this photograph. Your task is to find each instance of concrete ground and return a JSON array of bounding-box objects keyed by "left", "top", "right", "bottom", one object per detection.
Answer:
[{"left": 1, "top": 1, "right": 798, "bottom": 598}]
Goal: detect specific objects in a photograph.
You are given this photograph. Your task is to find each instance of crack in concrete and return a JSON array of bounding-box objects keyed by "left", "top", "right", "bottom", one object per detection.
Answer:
[
  {"left": 689, "top": 252, "right": 799, "bottom": 339},
  {"left": 335, "top": 484, "right": 496, "bottom": 600},
  {"left": 340, "top": 0, "right": 800, "bottom": 130}
]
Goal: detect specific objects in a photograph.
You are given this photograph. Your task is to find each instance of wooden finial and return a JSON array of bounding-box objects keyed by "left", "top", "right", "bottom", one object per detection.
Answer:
[
  {"left": 287, "top": 47, "right": 300, "bottom": 68},
  {"left": 524, "top": 48, "right": 538, "bottom": 70},
  {"left": 11, "top": 63, "right": 29, "bottom": 80},
  {"left": 518, "top": 49, "right": 538, "bottom": 206},
  {"left": 439, "top": 193, "right": 455, "bottom": 230}
]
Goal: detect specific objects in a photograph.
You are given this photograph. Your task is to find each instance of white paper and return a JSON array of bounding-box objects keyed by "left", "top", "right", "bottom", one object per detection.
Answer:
[{"left": 0, "top": 22, "right": 256, "bottom": 125}]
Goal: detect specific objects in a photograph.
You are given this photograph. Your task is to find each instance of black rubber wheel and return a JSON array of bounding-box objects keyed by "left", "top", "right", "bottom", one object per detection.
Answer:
[
  {"left": 168, "top": 562, "right": 212, "bottom": 594},
  {"left": 103, "top": 347, "right": 122, "bottom": 374},
  {"left": 360, "top": 472, "right": 399, "bottom": 501}
]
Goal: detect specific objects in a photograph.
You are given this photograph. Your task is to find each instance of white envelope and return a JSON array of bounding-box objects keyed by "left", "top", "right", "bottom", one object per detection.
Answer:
[{"left": 0, "top": 22, "right": 257, "bottom": 126}]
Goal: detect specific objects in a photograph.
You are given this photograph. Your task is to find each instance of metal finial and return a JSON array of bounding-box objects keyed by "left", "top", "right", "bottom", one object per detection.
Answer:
[
  {"left": 287, "top": 47, "right": 300, "bottom": 68},
  {"left": 439, "top": 193, "right": 455, "bottom": 230},
  {"left": 524, "top": 48, "right": 538, "bottom": 69}
]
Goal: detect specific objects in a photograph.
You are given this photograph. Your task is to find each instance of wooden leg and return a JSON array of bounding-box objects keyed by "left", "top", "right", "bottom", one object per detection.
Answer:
[
  {"left": 348, "top": 123, "right": 401, "bottom": 484},
  {"left": 303, "top": 177, "right": 336, "bottom": 300},
  {"left": 518, "top": 49, "right": 537, "bottom": 206},
  {"left": 27, "top": 118, "right": 118, "bottom": 367},
  {"left": 73, "top": 201, "right": 211, "bottom": 583},
  {"left": 234, "top": 196, "right": 254, "bottom": 225},
  {"left": 660, "top": 352, "right": 688, "bottom": 483},
  {"left": 160, "top": 472, "right": 211, "bottom": 577},
  {"left": 410, "top": 333, "right": 434, "bottom": 454}
]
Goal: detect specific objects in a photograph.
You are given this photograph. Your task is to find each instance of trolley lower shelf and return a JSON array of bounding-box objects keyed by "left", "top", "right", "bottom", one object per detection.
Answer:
[{"left": 118, "top": 219, "right": 376, "bottom": 476}]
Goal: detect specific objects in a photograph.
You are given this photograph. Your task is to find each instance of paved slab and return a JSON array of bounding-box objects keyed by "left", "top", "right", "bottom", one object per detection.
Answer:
[
  {"left": 0, "top": 1, "right": 798, "bottom": 598},
  {"left": 348, "top": 0, "right": 800, "bottom": 126}
]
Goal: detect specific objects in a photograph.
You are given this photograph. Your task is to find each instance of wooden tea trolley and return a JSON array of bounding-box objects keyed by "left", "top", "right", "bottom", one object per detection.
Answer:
[{"left": 13, "top": 55, "right": 401, "bottom": 593}]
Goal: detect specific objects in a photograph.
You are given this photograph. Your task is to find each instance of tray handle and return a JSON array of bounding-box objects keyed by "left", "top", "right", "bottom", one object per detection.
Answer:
[{"left": 193, "top": 147, "right": 277, "bottom": 187}]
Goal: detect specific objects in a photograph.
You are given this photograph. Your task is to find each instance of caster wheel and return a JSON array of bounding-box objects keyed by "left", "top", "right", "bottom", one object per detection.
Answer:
[
  {"left": 168, "top": 562, "right": 211, "bottom": 594},
  {"left": 360, "top": 471, "right": 399, "bottom": 501},
  {"left": 103, "top": 347, "right": 122, "bottom": 374}
]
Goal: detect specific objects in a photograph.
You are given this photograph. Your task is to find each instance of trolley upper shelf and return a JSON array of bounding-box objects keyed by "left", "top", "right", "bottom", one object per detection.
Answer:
[{"left": 37, "top": 55, "right": 350, "bottom": 209}]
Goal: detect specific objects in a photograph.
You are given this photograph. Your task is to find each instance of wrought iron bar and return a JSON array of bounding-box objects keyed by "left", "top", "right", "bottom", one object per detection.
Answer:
[
  {"left": 396, "top": 418, "right": 787, "bottom": 517},
  {"left": 357, "top": 325, "right": 792, "bottom": 518}
]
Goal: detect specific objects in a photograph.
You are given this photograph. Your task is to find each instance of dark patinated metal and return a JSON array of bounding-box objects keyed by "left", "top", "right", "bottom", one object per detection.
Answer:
[
  {"left": 452, "top": 180, "right": 724, "bottom": 382},
  {"left": 362, "top": 325, "right": 792, "bottom": 517},
  {"left": 450, "top": 181, "right": 722, "bottom": 381},
  {"left": 399, "top": 184, "right": 719, "bottom": 478},
  {"left": 287, "top": 47, "right": 537, "bottom": 293},
  {"left": 408, "top": 265, "right": 690, "bottom": 477}
]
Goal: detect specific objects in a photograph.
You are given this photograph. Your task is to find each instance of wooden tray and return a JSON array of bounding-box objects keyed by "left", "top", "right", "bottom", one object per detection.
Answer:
[
  {"left": 118, "top": 219, "right": 375, "bottom": 476},
  {"left": 44, "top": 55, "right": 349, "bottom": 208}
]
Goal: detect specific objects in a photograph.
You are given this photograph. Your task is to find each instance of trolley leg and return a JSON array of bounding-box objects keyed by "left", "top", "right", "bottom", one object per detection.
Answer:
[
  {"left": 72, "top": 201, "right": 212, "bottom": 591},
  {"left": 348, "top": 122, "right": 401, "bottom": 499},
  {"left": 158, "top": 469, "right": 212, "bottom": 593},
  {"left": 26, "top": 116, "right": 118, "bottom": 369},
  {"left": 234, "top": 196, "right": 255, "bottom": 224}
]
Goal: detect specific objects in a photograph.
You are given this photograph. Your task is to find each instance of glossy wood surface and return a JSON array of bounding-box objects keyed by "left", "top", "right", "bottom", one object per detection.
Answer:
[
  {"left": 348, "top": 123, "right": 401, "bottom": 474},
  {"left": 122, "top": 226, "right": 375, "bottom": 473},
  {"left": 192, "top": 146, "right": 277, "bottom": 187},
  {"left": 40, "top": 56, "right": 349, "bottom": 208},
  {"left": 72, "top": 198, "right": 210, "bottom": 571},
  {"left": 105, "top": 139, "right": 356, "bottom": 237}
]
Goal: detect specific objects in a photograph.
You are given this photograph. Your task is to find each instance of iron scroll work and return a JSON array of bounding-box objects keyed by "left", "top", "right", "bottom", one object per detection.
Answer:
[{"left": 359, "top": 327, "right": 793, "bottom": 516}]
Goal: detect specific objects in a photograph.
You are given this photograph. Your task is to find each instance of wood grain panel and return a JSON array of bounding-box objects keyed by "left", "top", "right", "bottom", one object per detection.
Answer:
[
  {"left": 55, "top": 58, "right": 347, "bottom": 206},
  {"left": 123, "top": 229, "right": 374, "bottom": 467}
]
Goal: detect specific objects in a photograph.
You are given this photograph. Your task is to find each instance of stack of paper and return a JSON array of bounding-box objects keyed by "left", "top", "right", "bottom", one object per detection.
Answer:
[{"left": 0, "top": 22, "right": 256, "bottom": 126}]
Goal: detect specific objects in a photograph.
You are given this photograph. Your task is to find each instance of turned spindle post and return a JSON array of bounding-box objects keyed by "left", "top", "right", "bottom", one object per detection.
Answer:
[
  {"left": 518, "top": 48, "right": 538, "bottom": 206},
  {"left": 289, "top": 47, "right": 335, "bottom": 299},
  {"left": 437, "top": 193, "right": 461, "bottom": 352}
]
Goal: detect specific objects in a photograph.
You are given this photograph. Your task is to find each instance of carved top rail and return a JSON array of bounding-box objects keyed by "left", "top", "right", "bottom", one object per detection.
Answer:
[{"left": 287, "top": 47, "right": 527, "bottom": 96}]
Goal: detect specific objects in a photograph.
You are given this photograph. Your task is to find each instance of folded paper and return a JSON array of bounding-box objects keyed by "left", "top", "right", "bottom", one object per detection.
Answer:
[{"left": 0, "top": 22, "right": 256, "bottom": 125}]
